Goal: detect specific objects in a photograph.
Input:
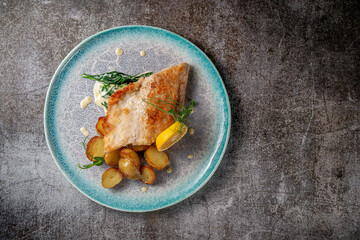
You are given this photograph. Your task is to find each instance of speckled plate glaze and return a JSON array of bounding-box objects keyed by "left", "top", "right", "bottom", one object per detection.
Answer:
[{"left": 44, "top": 25, "right": 231, "bottom": 212}]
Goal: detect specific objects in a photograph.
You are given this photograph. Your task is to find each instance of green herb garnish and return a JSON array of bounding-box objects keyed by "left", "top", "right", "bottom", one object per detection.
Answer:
[
  {"left": 77, "top": 136, "right": 105, "bottom": 169},
  {"left": 101, "top": 101, "right": 108, "bottom": 109},
  {"left": 82, "top": 71, "right": 153, "bottom": 97},
  {"left": 82, "top": 71, "right": 152, "bottom": 85},
  {"left": 77, "top": 157, "right": 105, "bottom": 169},
  {"left": 144, "top": 97, "right": 196, "bottom": 132}
]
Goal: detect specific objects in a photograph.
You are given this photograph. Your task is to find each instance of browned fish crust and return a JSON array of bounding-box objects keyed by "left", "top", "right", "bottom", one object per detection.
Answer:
[{"left": 103, "top": 63, "right": 190, "bottom": 152}]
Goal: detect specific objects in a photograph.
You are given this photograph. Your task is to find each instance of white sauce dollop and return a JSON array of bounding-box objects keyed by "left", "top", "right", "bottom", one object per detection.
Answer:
[
  {"left": 80, "top": 96, "right": 92, "bottom": 109},
  {"left": 189, "top": 128, "right": 195, "bottom": 135},
  {"left": 115, "top": 48, "right": 123, "bottom": 56},
  {"left": 80, "top": 127, "right": 89, "bottom": 137}
]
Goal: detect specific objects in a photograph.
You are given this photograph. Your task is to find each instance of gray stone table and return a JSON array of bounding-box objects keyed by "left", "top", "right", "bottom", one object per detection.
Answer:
[{"left": 1, "top": 0, "right": 359, "bottom": 239}]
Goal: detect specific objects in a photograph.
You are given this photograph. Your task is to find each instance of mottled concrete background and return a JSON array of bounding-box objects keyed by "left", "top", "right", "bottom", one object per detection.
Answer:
[{"left": 1, "top": 0, "right": 359, "bottom": 239}]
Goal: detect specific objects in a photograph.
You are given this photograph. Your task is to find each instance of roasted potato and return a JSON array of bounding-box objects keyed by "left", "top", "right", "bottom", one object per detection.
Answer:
[
  {"left": 130, "top": 145, "right": 150, "bottom": 152},
  {"left": 118, "top": 158, "right": 140, "bottom": 180},
  {"left": 144, "top": 145, "right": 169, "bottom": 170},
  {"left": 140, "top": 165, "right": 155, "bottom": 185},
  {"left": 104, "top": 149, "right": 120, "bottom": 166},
  {"left": 102, "top": 167, "right": 123, "bottom": 188},
  {"left": 86, "top": 136, "right": 105, "bottom": 161},
  {"left": 96, "top": 117, "right": 106, "bottom": 137},
  {"left": 119, "top": 148, "right": 140, "bottom": 169}
]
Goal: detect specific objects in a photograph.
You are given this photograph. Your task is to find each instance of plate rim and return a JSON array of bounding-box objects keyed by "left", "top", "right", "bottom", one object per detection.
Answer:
[{"left": 44, "top": 25, "right": 231, "bottom": 212}]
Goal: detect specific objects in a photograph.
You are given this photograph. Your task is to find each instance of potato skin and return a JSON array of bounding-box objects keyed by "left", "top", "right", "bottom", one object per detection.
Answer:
[
  {"left": 140, "top": 165, "right": 155, "bottom": 185},
  {"left": 130, "top": 145, "right": 150, "bottom": 152},
  {"left": 86, "top": 136, "right": 105, "bottom": 161},
  {"left": 104, "top": 149, "right": 120, "bottom": 166},
  {"left": 102, "top": 167, "right": 123, "bottom": 188},
  {"left": 118, "top": 158, "right": 140, "bottom": 180},
  {"left": 119, "top": 148, "right": 140, "bottom": 169},
  {"left": 144, "top": 145, "right": 169, "bottom": 170},
  {"left": 96, "top": 117, "right": 106, "bottom": 137}
]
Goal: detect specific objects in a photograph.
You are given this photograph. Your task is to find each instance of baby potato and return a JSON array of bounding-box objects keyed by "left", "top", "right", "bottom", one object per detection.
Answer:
[
  {"left": 130, "top": 145, "right": 150, "bottom": 152},
  {"left": 119, "top": 148, "right": 140, "bottom": 169},
  {"left": 104, "top": 149, "right": 120, "bottom": 166},
  {"left": 96, "top": 117, "right": 106, "bottom": 137},
  {"left": 102, "top": 167, "right": 123, "bottom": 188},
  {"left": 86, "top": 136, "right": 105, "bottom": 161},
  {"left": 144, "top": 145, "right": 169, "bottom": 170},
  {"left": 118, "top": 158, "right": 140, "bottom": 180},
  {"left": 140, "top": 165, "right": 155, "bottom": 185}
]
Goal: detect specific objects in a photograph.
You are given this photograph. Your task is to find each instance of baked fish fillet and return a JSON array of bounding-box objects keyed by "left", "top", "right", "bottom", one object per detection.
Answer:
[{"left": 102, "top": 63, "right": 190, "bottom": 153}]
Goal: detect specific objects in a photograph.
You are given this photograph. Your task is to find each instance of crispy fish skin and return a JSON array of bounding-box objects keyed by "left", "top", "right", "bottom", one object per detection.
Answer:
[{"left": 103, "top": 63, "right": 190, "bottom": 153}]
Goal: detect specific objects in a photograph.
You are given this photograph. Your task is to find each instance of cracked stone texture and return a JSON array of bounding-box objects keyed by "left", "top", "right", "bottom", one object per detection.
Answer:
[{"left": 1, "top": 0, "right": 359, "bottom": 239}]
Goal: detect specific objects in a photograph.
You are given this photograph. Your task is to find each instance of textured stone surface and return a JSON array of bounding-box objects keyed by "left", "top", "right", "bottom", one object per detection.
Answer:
[{"left": 1, "top": 0, "right": 359, "bottom": 239}]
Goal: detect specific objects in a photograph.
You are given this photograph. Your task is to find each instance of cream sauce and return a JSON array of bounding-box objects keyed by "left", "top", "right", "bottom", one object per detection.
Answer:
[
  {"left": 93, "top": 81, "right": 125, "bottom": 113},
  {"left": 189, "top": 128, "right": 195, "bottom": 135},
  {"left": 80, "top": 127, "right": 89, "bottom": 137},
  {"left": 115, "top": 48, "right": 123, "bottom": 56},
  {"left": 93, "top": 82, "right": 108, "bottom": 112},
  {"left": 93, "top": 74, "right": 148, "bottom": 113},
  {"left": 80, "top": 96, "right": 92, "bottom": 109}
]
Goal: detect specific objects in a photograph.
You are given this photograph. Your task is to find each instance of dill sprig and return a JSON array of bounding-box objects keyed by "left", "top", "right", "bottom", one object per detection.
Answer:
[{"left": 77, "top": 136, "right": 105, "bottom": 169}]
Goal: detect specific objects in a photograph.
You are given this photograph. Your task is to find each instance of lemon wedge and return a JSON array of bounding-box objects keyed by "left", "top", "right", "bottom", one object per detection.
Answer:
[{"left": 156, "top": 121, "right": 188, "bottom": 151}]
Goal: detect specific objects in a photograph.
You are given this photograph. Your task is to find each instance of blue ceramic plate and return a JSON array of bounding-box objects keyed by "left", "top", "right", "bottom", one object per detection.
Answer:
[{"left": 44, "top": 26, "right": 230, "bottom": 212}]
